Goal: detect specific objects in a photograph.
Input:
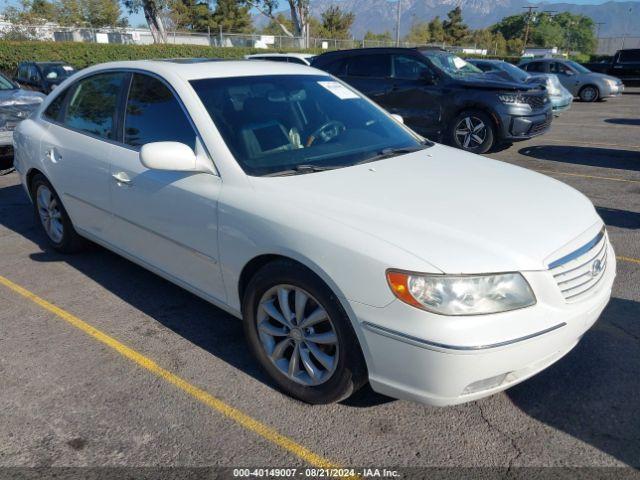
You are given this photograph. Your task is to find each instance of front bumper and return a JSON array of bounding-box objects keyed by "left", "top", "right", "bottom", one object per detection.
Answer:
[
  {"left": 495, "top": 104, "right": 553, "bottom": 141},
  {"left": 349, "top": 241, "right": 616, "bottom": 406},
  {"left": 0, "top": 130, "right": 14, "bottom": 146},
  {"left": 550, "top": 94, "right": 573, "bottom": 114},
  {"left": 602, "top": 82, "right": 624, "bottom": 97}
]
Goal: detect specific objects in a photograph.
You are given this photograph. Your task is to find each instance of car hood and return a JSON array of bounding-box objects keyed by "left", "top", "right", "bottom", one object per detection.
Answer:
[
  {"left": 0, "top": 89, "right": 45, "bottom": 105},
  {"left": 583, "top": 72, "right": 622, "bottom": 83},
  {"left": 454, "top": 74, "right": 539, "bottom": 91},
  {"left": 250, "top": 144, "right": 601, "bottom": 273}
]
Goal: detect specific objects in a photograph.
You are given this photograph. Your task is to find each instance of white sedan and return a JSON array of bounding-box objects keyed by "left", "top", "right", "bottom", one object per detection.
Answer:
[{"left": 13, "top": 59, "right": 615, "bottom": 406}]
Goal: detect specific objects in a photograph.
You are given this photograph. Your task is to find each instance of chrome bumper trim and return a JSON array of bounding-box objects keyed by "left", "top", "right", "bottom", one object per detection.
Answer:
[{"left": 362, "top": 321, "right": 567, "bottom": 352}]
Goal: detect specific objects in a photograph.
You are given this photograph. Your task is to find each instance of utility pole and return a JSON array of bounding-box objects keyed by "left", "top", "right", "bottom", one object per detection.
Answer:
[
  {"left": 595, "top": 22, "right": 605, "bottom": 39},
  {"left": 395, "top": 0, "right": 401, "bottom": 46},
  {"left": 522, "top": 6, "right": 538, "bottom": 52}
]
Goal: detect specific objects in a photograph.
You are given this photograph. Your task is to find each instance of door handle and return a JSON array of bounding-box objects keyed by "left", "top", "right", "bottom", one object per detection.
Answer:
[
  {"left": 112, "top": 171, "right": 132, "bottom": 185},
  {"left": 45, "top": 148, "right": 61, "bottom": 163}
]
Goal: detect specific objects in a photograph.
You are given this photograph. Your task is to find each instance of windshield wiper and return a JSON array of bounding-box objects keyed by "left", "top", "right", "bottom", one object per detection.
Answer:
[
  {"left": 354, "top": 144, "right": 428, "bottom": 166},
  {"left": 263, "top": 164, "right": 340, "bottom": 177}
]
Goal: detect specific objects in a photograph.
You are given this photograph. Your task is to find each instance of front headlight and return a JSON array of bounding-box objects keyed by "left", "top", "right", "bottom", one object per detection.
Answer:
[
  {"left": 605, "top": 78, "right": 617, "bottom": 88},
  {"left": 497, "top": 93, "right": 530, "bottom": 109},
  {"left": 386, "top": 270, "right": 536, "bottom": 315}
]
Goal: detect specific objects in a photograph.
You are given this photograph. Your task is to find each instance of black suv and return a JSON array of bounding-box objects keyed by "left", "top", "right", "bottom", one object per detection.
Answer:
[
  {"left": 312, "top": 48, "right": 552, "bottom": 153},
  {"left": 14, "top": 61, "right": 76, "bottom": 93}
]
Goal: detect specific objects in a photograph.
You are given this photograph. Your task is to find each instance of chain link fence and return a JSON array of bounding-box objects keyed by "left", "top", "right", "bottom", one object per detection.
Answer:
[{"left": 0, "top": 21, "right": 460, "bottom": 52}]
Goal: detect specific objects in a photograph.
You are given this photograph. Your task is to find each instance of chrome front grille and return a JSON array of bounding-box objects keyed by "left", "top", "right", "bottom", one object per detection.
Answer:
[
  {"left": 522, "top": 93, "right": 547, "bottom": 110},
  {"left": 549, "top": 229, "right": 608, "bottom": 302}
]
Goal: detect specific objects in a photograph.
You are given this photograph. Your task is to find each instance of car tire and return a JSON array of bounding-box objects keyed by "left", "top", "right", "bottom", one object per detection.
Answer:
[
  {"left": 242, "top": 259, "right": 367, "bottom": 404},
  {"left": 30, "top": 173, "right": 87, "bottom": 253},
  {"left": 449, "top": 110, "right": 496, "bottom": 154},
  {"left": 579, "top": 85, "right": 599, "bottom": 102}
]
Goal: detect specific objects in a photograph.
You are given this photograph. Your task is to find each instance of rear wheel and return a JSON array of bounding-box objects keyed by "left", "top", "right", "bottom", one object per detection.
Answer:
[
  {"left": 31, "top": 174, "right": 87, "bottom": 253},
  {"left": 449, "top": 110, "right": 495, "bottom": 154},
  {"left": 242, "top": 260, "right": 367, "bottom": 404},
  {"left": 579, "top": 85, "right": 599, "bottom": 102}
]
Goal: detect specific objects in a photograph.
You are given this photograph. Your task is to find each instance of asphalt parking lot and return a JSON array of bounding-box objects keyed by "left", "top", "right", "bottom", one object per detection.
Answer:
[{"left": 1, "top": 89, "right": 639, "bottom": 477}]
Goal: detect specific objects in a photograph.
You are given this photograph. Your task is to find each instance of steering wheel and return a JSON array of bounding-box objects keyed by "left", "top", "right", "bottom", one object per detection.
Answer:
[{"left": 306, "top": 121, "right": 346, "bottom": 146}]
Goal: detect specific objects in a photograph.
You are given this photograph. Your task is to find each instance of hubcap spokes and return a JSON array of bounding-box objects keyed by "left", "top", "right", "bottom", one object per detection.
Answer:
[
  {"left": 455, "top": 116, "right": 486, "bottom": 149},
  {"left": 257, "top": 285, "right": 339, "bottom": 386},
  {"left": 36, "top": 185, "right": 63, "bottom": 243}
]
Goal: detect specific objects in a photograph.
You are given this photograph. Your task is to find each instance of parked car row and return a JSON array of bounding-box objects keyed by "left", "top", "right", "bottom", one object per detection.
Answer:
[{"left": 13, "top": 58, "right": 615, "bottom": 406}]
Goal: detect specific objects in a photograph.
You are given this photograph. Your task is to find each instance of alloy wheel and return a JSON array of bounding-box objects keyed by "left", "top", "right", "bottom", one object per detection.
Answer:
[
  {"left": 36, "top": 184, "right": 64, "bottom": 243},
  {"left": 256, "top": 285, "right": 339, "bottom": 386},
  {"left": 454, "top": 116, "right": 487, "bottom": 150},
  {"left": 581, "top": 86, "right": 598, "bottom": 102}
]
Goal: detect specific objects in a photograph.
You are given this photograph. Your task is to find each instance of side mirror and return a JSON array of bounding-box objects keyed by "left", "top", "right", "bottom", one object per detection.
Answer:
[
  {"left": 140, "top": 142, "right": 199, "bottom": 172},
  {"left": 390, "top": 114, "right": 404, "bottom": 124}
]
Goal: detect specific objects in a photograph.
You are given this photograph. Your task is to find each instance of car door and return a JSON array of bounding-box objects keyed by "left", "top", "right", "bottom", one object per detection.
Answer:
[
  {"left": 39, "top": 71, "right": 127, "bottom": 238},
  {"left": 549, "top": 62, "right": 579, "bottom": 95},
  {"left": 615, "top": 50, "right": 640, "bottom": 84},
  {"left": 340, "top": 54, "right": 393, "bottom": 104},
  {"left": 106, "top": 72, "right": 225, "bottom": 301},
  {"left": 383, "top": 53, "right": 442, "bottom": 138}
]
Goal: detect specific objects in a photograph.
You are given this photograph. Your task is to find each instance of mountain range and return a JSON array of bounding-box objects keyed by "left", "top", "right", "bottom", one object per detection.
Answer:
[{"left": 255, "top": 0, "right": 639, "bottom": 39}]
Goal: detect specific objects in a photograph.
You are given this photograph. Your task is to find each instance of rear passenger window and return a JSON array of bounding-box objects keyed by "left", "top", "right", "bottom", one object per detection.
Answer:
[
  {"left": 124, "top": 74, "right": 196, "bottom": 149},
  {"left": 524, "top": 62, "right": 546, "bottom": 73},
  {"left": 347, "top": 55, "right": 390, "bottom": 78},
  {"left": 64, "top": 72, "right": 126, "bottom": 139}
]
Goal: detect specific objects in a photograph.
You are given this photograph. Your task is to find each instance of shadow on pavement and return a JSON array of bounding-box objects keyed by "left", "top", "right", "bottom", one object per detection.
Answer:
[
  {"left": 0, "top": 182, "right": 277, "bottom": 393},
  {"left": 519, "top": 145, "right": 640, "bottom": 171},
  {"left": 596, "top": 206, "right": 640, "bottom": 230},
  {"left": 508, "top": 297, "right": 640, "bottom": 468},
  {"left": 604, "top": 118, "right": 640, "bottom": 126}
]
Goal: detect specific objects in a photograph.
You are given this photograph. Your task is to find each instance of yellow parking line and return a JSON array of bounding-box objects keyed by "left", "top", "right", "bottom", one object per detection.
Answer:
[
  {"left": 618, "top": 256, "right": 640, "bottom": 265},
  {"left": 0, "top": 274, "right": 339, "bottom": 469},
  {"left": 534, "top": 169, "right": 640, "bottom": 184}
]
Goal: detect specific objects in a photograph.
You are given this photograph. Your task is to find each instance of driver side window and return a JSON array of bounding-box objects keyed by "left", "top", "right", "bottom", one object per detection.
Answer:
[{"left": 392, "top": 55, "right": 432, "bottom": 80}]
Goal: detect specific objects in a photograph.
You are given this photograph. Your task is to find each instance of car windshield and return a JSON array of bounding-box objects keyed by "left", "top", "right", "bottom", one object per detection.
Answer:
[
  {"left": 421, "top": 51, "right": 483, "bottom": 77},
  {"left": 498, "top": 62, "right": 530, "bottom": 82},
  {"left": 0, "top": 74, "right": 15, "bottom": 90},
  {"left": 566, "top": 61, "right": 590, "bottom": 74},
  {"left": 190, "top": 74, "right": 426, "bottom": 176},
  {"left": 41, "top": 64, "right": 75, "bottom": 80}
]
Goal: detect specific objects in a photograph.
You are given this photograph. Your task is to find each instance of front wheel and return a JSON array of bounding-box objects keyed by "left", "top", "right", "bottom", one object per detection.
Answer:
[
  {"left": 449, "top": 110, "right": 496, "bottom": 154},
  {"left": 579, "top": 85, "right": 599, "bottom": 102},
  {"left": 242, "top": 260, "right": 367, "bottom": 404}
]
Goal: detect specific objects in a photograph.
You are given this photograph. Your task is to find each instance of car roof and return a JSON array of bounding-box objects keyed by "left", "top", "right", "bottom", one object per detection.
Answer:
[
  {"left": 247, "top": 53, "right": 315, "bottom": 59},
  {"left": 73, "top": 59, "right": 325, "bottom": 81}
]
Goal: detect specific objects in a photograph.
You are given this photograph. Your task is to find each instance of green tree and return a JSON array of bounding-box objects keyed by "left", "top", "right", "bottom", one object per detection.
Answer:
[
  {"left": 491, "top": 11, "right": 596, "bottom": 54},
  {"left": 317, "top": 5, "right": 354, "bottom": 39},
  {"left": 212, "top": 0, "right": 252, "bottom": 32},
  {"left": 427, "top": 16, "right": 444, "bottom": 44},
  {"left": 363, "top": 30, "right": 392, "bottom": 43},
  {"left": 442, "top": 6, "right": 468, "bottom": 45},
  {"left": 261, "top": 12, "right": 292, "bottom": 35},
  {"left": 123, "top": 0, "right": 169, "bottom": 42},
  {"left": 404, "top": 21, "right": 430, "bottom": 45}
]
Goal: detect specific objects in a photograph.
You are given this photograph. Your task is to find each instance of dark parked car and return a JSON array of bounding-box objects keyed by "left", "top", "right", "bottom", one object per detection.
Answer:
[
  {"left": 14, "top": 61, "right": 76, "bottom": 93},
  {"left": 582, "top": 49, "right": 640, "bottom": 86},
  {"left": 468, "top": 59, "right": 573, "bottom": 115},
  {"left": 312, "top": 48, "right": 552, "bottom": 153},
  {"left": 519, "top": 58, "right": 624, "bottom": 102}
]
